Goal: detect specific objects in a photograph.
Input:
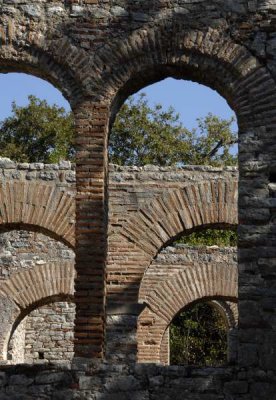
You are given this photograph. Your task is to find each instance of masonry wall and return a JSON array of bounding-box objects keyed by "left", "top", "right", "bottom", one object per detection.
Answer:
[
  {"left": 138, "top": 245, "right": 238, "bottom": 364},
  {"left": 0, "top": 363, "right": 240, "bottom": 400},
  {"left": 0, "top": 230, "right": 74, "bottom": 280},
  {"left": 0, "top": 161, "right": 238, "bottom": 369},
  {"left": 7, "top": 302, "right": 75, "bottom": 365},
  {"left": 23, "top": 302, "right": 75, "bottom": 364},
  {"left": 0, "top": 212, "right": 238, "bottom": 366},
  {"left": 140, "top": 244, "right": 238, "bottom": 299},
  {"left": 0, "top": 0, "right": 276, "bottom": 397},
  {"left": 0, "top": 228, "right": 75, "bottom": 365}
]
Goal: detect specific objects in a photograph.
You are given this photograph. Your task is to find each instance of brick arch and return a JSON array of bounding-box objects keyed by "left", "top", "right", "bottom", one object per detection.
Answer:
[
  {"left": 0, "top": 261, "right": 75, "bottom": 310},
  {"left": 0, "top": 261, "right": 75, "bottom": 361},
  {"left": 0, "top": 181, "right": 75, "bottom": 248},
  {"left": 108, "top": 180, "right": 237, "bottom": 309},
  {"left": 212, "top": 300, "right": 238, "bottom": 329},
  {"left": 105, "top": 22, "right": 276, "bottom": 360},
  {"left": 137, "top": 263, "right": 238, "bottom": 363},
  {"left": 159, "top": 299, "right": 238, "bottom": 365},
  {"left": 123, "top": 180, "right": 238, "bottom": 256},
  {"left": 145, "top": 263, "right": 237, "bottom": 323},
  {"left": 95, "top": 25, "right": 264, "bottom": 119},
  {"left": 0, "top": 43, "right": 84, "bottom": 104},
  {"left": 120, "top": 179, "right": 237, "bottom": 276}
]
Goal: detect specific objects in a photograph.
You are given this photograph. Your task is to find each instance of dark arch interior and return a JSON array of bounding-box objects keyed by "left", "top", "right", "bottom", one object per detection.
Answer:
[{"left": 169, "top": 298, "right": 235, "bottom": 367}]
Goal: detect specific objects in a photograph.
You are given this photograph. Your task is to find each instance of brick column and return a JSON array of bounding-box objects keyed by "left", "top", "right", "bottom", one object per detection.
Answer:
[{"left": 73, "top": 100, "right": 109, "bottom": 359}]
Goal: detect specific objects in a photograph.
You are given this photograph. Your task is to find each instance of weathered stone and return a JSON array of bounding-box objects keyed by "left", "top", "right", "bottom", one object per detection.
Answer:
[{"left": 0, "top": 0, "right": 275, "bottom": 398}]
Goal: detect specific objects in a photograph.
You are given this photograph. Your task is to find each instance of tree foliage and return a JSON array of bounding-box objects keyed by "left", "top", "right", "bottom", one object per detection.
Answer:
[
  {"left": 170, "top": 302, "right": 228, "bottom": 366},
  {"left": 0, "top": 93, "right": 237, "bottom": 168},
  {"left": 109, "top": 93, "right": 237, "bottom": 167},
  {"left": 0, "top": 95, "right": 74, "bottom": 163},
  {"left": 177, "top": 228, "right": 237, "bottom": 247}
]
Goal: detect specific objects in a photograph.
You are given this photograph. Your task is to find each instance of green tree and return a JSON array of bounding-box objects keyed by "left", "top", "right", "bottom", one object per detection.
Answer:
[
  {"left": 109, "top": 93, "right": 237, "bottom": 167},
  {"left": 188, "top": 113, "right": 237, "bottom": 166},
  {"left": 0, "top": 93, "right": 237, "bottom": 167},
  {"left": 177, "top": 228, "right": 237, "bottom": 247},
  {"left": 0, "top": 95, "right": 74, "bottom": 163},
  {"left": 170, "top": 302, "right": 228, "bottom": 366}
]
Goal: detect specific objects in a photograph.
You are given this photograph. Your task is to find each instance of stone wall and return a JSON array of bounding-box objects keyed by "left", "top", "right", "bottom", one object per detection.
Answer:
[
  {"left": 0, "top": 219, "right": 238, "bottom": 367},
  {"left": 0, "top": 160, "right": 248, "bottom": 397},
  {"left": 0, "top": 363, "right": 239, "bottom": 400},
  {"left": 0, "top": 229, "right": 75, "bottom": 365},
  {"left": 0, "top": 0, "right": 276, "bottom": 396},
  {"left": 23, "top": 302, "right": 75, "bottom": 364},
  {"left": 107, "top": 168, "right": 238, "bottom": 362},
  {"left": 8, "top": 301, "right": 75, "bottom": 365},
  {"left": 0, "top": 230, "right": 74, "bottom": 280}
]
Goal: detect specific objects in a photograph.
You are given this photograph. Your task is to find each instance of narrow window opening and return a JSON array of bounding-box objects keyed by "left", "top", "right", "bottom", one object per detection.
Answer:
[
  {"left": 268, "top": 169, "right": 276, "bottom": 199},
  {"left": 38, "top": 351, "right": 44, "bottom": 360},
  {"left": 269, "top": 170, "right": 276, "bottom": 184}
]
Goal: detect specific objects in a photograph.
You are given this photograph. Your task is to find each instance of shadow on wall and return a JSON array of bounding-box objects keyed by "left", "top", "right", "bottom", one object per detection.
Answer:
[{"left": 0, "top": 358, "right": 234, "bottom": 400}]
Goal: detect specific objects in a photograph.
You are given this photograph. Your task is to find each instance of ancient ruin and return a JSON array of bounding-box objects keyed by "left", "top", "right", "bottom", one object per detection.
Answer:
[{"left": 0, "top": 1, "right": 275, "bottom": 398}]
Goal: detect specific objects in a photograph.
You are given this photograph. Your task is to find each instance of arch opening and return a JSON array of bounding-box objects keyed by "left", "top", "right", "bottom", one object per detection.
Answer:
[
  {"left": 137, "top": 224, "right": 238, "bottom": 365},
  {"left": 108, "top": 74, "right": 239, "bottom": 365},
  {"left": 0, "top": 228, "right": 75, "bottom": 362},
  {"left": 7, "top": 297, "right": 75, "bottom": 365},
  {"left": 110, "top": 62, "right": 243, "bottom": 128},
  {"left": 169, "top": 299, "right": 236, "bottom": 367},
  {"left": 109, "top": 78, "right": 238, "bottom": 169},
  {"left": 0, "top": 70, "right": 82, "bottom": 361},
  {"left": 0, "top": 49, "right": 81, "bottom": 104},
  {"left": 0, "top": 72, "right": 74, "bottom": 164}
]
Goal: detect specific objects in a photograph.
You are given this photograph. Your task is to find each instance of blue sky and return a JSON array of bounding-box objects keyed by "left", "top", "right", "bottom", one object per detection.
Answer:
[{"left": 0, "top": 72, "right": 237, "bottom": 133}]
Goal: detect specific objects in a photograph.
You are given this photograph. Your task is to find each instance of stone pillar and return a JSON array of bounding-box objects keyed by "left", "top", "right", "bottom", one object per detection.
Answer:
[
  {"left": 74, "top": 100, "right": 109, "bottom": 359},
  {"left": 238, "top": 68, "right": 276, "bottom": 377},
  {"left": 0, "top": 297, "right": 20, "bottom": 361}
]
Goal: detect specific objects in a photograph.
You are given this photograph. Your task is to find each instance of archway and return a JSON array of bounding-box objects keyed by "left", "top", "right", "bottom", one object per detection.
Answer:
[
  {"left": 137, "top": 262, "right": 238, "bottom": 363},
  {"left": 0, "top": 260, "right": 75, "bottom": 361},
  {"left": 104, "top": 23, "right": 274, "bottom": 363},
  {"left": 137, "top": 218, "right": 238, "bottom": 365},
  {"left": 0, "top": 181, "right": 75, "bottom": 248},
  {"left": 0, "top": 69, "right": 78, "bottom": 359},
  {"left": 8, "top": 298, "right": 75, "bottom": 364},
  {"left": 160, "top": 299, "right": 238, "bottom": 365},
  {"left": 169, "top": 301, "right": 229, "bottom": 366}
]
